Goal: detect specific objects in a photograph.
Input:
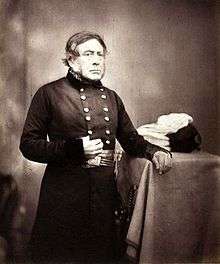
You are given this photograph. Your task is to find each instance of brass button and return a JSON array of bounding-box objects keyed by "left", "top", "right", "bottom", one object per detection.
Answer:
[
  {"left": 100, "top": 88, "right": 104, "bottom": 92},
  {"left": 104, "top": 117, "right": 110, "bottom": 122},
  {"left": 80, "top": 95, "right": 86, "bottom": 100},
  {"left": 103, "top": 107, "right": 108, "bottom": 112},
  {"left": 88, "top": 130, "right": 93, "bottom": 135},
  {"left": 83, "top": 107, "right": 89, "bottom": 113},
  {"left": 106, "top": 140, "right": 110, "bottom": 144},
  {"left": 105, "top": 129, "right": 110, "bottom": 135},
  {"left": 101, "top": 94, "right": 107, "bottom": 99},
  {"left": 80, "top": 88, "right": 84, "bottom": 92},
  {"left": 85, "top": 116, "right": 91, "bottom": 121}
]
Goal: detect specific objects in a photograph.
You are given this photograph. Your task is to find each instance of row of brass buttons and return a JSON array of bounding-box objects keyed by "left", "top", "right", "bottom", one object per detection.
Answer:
[
  {"left": 80, "top": 87, "right": 111, "bottom": 145},
  {"left": 80, "top": 94, "right": 107, "bottom": 101},
  {"left": 83, "top": 107, "right": 108, "bottom": 113}
]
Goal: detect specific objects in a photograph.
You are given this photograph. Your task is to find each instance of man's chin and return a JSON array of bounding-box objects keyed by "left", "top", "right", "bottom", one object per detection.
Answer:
[{"left": 87, "top": 74, "right": 103, "bottom": 81}]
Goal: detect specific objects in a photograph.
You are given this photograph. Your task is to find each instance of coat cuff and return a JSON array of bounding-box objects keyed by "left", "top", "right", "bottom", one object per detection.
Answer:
[
  {"left": 64, "top": 138, "right": 85, "bottom": 163},
  {"left": 145, "top": 143, "right": 172, "bottom": 161}
]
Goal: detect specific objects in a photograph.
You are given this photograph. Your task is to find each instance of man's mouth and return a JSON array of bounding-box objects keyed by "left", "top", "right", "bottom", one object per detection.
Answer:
[{"left": 90, "top": 70, "right": 101, "bottom": 74}]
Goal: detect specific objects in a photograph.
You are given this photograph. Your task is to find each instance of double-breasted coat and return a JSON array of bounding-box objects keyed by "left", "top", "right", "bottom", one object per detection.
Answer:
[{"left": 20, "top": 70, "right": 162, "bottom": 263}]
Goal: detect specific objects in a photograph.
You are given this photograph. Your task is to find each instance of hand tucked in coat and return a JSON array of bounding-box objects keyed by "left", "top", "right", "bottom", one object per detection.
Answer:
[
  {"left": 152, "top": 151, "right": 172, "bottom": 175},
  {"left": 82, "top": 136, "right": 104, "bottom": 160}
]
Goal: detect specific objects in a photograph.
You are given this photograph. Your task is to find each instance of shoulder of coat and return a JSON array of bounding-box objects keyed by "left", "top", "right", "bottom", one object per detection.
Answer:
[{"left": 40, "top": 77, "right": 66, "bottom": 90}]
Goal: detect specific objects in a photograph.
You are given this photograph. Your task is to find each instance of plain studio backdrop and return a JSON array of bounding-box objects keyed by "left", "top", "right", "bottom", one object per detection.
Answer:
[{"left": 1, "top": 0, "right": 220, "bottom": 260}]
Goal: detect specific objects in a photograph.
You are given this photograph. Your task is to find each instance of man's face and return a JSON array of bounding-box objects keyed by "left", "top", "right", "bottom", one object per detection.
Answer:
[{"left": 70, "top": 38, "right": 106, "bottom": 81}]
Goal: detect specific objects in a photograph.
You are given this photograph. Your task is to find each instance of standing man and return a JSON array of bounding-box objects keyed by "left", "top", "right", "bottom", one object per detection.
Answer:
[{"left": 20, "top": 31, "right": 172, "bottom": 263}]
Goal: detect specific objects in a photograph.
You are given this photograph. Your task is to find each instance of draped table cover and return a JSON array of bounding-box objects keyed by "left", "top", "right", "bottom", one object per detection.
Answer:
[{"left": 117, "top": 151, "right": 220, "bottom": 263}]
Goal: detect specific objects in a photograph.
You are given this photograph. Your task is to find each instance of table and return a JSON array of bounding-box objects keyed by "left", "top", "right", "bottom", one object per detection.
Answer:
[{"left": 117, "top": 151, "right": 220, "bottom": 263}]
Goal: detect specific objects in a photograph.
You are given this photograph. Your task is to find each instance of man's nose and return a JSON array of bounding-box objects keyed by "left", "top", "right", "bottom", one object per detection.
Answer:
[
  {"left": 92, "top": 61, "right": 99, "bottom": 65},
  {"left": 92, "top": 54, "right": 102, "bottom": 65}
]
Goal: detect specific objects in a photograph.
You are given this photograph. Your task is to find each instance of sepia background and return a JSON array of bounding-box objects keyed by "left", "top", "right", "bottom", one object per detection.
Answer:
[{"left": 1, "top": 0, "right": 220, "bottom": 260}]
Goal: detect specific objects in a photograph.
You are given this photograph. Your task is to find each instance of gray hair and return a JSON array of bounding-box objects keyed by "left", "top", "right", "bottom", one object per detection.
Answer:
[{"left": 62, "top": 31, "right": 107, "bottom": 67}]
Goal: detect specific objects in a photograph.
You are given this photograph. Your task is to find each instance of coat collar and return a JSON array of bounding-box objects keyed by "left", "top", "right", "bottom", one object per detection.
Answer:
[{"left": 66, "top": 68, "right": 103, "bottom": 89}]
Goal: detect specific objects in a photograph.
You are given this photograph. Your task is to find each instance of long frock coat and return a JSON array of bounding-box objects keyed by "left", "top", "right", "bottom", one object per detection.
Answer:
[{"left": 20, "top": 70, "right": 161, "bottom": 263}]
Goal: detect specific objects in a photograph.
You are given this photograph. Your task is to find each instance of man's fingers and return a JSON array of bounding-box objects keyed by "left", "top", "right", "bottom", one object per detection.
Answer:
[
  {"left": 85, "top": 150, "right": 103, "bottom": 159},
  {"left": 83, "top": 139, "right": 103, "bottom": 150},
  {"left": 165, "top": 154, "right": 172, "bottom": 169},
  {"left": 89, "top": 138, "right": 102, "bottom": 145},
  {"left": 83, "top": 139, "right": 103, "bottom": 159},
  {"left": 87, "top": 141, "right": 103, "bottom": 151},
  {"left": 152, "top": 156, "right": 160, "bottom": 170},
  {"left": 153, "top": 151, "right": 172, "bottom": 175},
  {"left": 87, "top": 139, "right": 103, "bottom": 150},
  {"left": 158, "top": 155, "right": 165, "bottom": 174},
  {"left": 85, "top": 149, "right": 103, "bottom": 155}
]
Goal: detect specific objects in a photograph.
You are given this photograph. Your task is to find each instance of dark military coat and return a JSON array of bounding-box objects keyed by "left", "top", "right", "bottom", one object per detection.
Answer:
[{"left": 20, "top": 70, "right": 160, "bottom": 262}]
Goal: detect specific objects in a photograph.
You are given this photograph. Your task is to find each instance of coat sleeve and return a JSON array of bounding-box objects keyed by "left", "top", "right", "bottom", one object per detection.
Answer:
[
  {"left": 20, "top": 86, "right": 85, "bottom": 164},
  {"left": 114, "top": 92, "right": 170, "bottom": 161}
]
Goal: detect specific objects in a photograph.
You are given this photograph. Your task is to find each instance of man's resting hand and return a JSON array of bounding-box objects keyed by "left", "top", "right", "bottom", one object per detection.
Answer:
[{"left": 152, "top": 151, "right": 172, "bottom": 175}]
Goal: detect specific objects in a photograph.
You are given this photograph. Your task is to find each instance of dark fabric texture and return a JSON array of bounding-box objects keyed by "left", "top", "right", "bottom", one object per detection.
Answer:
[
  {"left": 20, "top": 71, "right": 164, "bottom": 263},
  {"left": 167, "top": 124, "right": 202, "bottom": 153},
  {"left": 28, "top": 166, "right": 118, "bottom": 263}
]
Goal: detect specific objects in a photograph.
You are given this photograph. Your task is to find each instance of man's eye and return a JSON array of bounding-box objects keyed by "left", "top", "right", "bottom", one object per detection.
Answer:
[{"left": 84, "top": 53, "right": 92, "bottom": 56}]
